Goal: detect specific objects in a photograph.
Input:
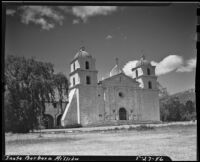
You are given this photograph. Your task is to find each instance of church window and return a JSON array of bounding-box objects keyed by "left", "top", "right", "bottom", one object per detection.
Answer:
[
  {"left": 119, "top": 92, "right": 124, "bottom": 98},
  {"left": 148, "top": 81, "right": 152, "bottom": 89},
  {"left": 85, "top": 61, "right": 89, "bottom": 69},
  {"left": 73, "top": 78, "right": 75, "bottom": 86},
  {"left": 136, "top": 69, "right": 138, "bottom": 77},
  {"left": 86, "top": 76, "right": 91, "bottom": 85},
  {"left": 147, "top": 68, "right": 150, "bottom": 75}
]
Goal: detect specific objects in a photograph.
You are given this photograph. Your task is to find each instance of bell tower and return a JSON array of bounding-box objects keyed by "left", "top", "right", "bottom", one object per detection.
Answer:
[
  {"left": 69, "top": 47, "right": 98, "bottom": 89},
  {"left": 132, "top": 55, "right": 158, "bottom": 90}
]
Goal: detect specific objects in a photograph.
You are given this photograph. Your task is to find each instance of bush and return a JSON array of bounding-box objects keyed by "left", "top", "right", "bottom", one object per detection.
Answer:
[
  {"left": 128, "top": 126, "right": 135, "bottom": 130},
  {"left": 63, "top": 124, "right": 82, "bottom": 129},
  {"left": 136, "top": 125, "right": 155, "bottom": 131},
  {"left": 114, "top": 127, "right": 120, "bottom": 131}
]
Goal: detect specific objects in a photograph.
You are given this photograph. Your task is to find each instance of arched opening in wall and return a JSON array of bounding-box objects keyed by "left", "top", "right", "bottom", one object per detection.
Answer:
[
  {"left": 136, "top": 69, "right": 138, "bottom": 77},
  {"left": 86, "top": 76, "right": 91, "bottom": 85},
  {"left": 147, "top": 68, "right": 151, "bottom": 75},
  {"left": 148, "top": 81, "right": 152, "bottom": 89},
  {"left": 43, "top": 114, "right": 54, "bottom": 129},
  {"left": 73, "top": 78, "right": 75, "bottom": 86},
  {"left": 119, "top": 108, "right": 127, "bottom": 120},
  {"left": 85, "top": 61, "right": 89, "bottom": 69},
  {"left": 56, "top": 114, "right": 62, "bottom": 127},
  {"left": 73, "top": 63, "right": 76, "bottom": 71}
]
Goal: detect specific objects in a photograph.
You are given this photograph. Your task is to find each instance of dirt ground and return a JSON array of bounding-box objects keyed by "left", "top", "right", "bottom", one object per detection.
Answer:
[{"left": 5, "top": 124, "right": 197, "bottom": 161}]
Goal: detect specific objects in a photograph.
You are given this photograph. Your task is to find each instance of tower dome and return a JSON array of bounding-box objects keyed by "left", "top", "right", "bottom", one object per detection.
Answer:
[
  {"left": 136, "top": 55, "right": 151, "bottom": 67},
  {"left": 74, "top": 46, "right": 91, "bottom": 59},
  {"left": 109, "top": 58, "right": 122, "bottom": 77}
]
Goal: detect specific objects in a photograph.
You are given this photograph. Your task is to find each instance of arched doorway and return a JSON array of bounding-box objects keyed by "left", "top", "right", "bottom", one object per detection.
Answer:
[
  {"left": 119, "top": 108, "right": 127, "bottom": 120},
  {"left": 56, "top": 114, "right": 62, "bottom": 127},
  {"left": 43, "top": 114, "right": 54, "bottom": 129}
]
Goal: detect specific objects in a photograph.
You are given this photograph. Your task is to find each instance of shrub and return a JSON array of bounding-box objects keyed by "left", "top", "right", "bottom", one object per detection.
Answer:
[
  {"left": 64, "top": 124, "right": 82, "bottom": 129},
  {"left": 136, "top": 125, "right": 155, "bottom": 131}
]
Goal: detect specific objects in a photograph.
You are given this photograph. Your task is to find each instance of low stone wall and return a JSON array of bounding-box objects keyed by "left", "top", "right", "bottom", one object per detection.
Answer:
[{"left": 85, "top": 120, "right": 162, "bottom": 127}]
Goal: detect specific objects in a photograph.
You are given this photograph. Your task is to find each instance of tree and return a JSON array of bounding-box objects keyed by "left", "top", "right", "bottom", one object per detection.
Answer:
[
  {"left": 160, "top": 96, "right": 186, "bottom": 122},
  {"left": 159, "top": 95, "right": 197, "bottom": 122},
  {"left": 185, "top": 100, "right": 195, "bottom": 114},
  {"left": 183, "top": 100, "right": 196, "bottom": 121},
  {"left": 5, "top": 55, "right": 57, "bottom": 133},
  {"left": 53, "top": 73, "right": 69, "bottom": 114}
]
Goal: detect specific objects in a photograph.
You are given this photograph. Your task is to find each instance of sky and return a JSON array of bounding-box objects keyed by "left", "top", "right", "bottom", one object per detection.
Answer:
[{"left": 5, "top": 3, "right": 197, "bottom": 94}]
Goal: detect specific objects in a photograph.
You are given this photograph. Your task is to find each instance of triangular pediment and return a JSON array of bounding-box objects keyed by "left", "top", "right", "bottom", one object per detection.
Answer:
[{"left": 101, "top": 72, "right": 139, "bottom": 88}]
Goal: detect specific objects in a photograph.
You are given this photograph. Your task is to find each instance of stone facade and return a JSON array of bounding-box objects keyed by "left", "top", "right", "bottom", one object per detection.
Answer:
[{"left": 61, "top": 47, "right": 160, "bottom": 127}]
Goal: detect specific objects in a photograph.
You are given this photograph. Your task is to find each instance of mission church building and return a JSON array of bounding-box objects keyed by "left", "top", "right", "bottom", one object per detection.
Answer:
[{"left": 60, "top": 47, "right": 160, "bottom": 127}]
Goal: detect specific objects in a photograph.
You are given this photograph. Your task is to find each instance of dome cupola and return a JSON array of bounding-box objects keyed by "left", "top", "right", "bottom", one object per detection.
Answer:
[
  {"left": 136, "top": 55, "right": 151, "bottom": 67},
  {"left": 74, "top": 46, "right": 91, "bottom": 59}
]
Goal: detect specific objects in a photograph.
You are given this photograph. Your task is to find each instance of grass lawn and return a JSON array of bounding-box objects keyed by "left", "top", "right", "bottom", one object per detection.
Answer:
[{"left": 5, "top": 124, "right": 197, "bottom": 161}]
